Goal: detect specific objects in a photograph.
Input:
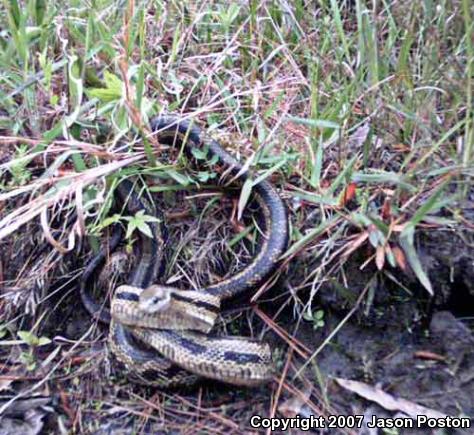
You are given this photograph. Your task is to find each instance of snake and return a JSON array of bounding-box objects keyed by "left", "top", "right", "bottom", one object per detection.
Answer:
[{"left": 80, "top": 115, "right": 289, "bottom": 386}]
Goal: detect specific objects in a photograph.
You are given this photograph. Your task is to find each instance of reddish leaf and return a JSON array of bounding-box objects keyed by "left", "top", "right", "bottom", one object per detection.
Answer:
[
  {"left": 381, "top": 198, "right": 391, "bottom": 220},
  {"left": 414, "top": 351, "right": 446, "bottom": 362},
  {"left": 376, "top": 245, "right": 385, "bottom": 270},
  {"left": 340, "top": 182, "right": 357, "bottom": 206},
  {"left": 393, "top": 143, "right": 411, "bottom": 153},
  {"left": 392, "top": 246, "right": 407, "bottom": 271},
  {"left": 321, "top": 179, "right": 331, "bottom": 189}
]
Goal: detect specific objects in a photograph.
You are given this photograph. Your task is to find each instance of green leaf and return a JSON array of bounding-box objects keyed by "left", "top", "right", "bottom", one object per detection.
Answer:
[
  {"left": 287, "top": 191, "right": 339, "bottom": 207},
  {"left": 37, "top": 336, "right": 51, "bottom": 346},
  {"left": 66, "top": 55, "right": 84, "bottom": 126},
  {"left": 282, "top": 215, "right": 340, "bottom": 259},
  {"left": 88, "top": 70, "right": 123, "bottom": 103},
  {"left": 103, "top": 71, "right": 123, "bottom": 92},
  {"left": 315, "top": 310, "right": 324, "bottom": 320},
  {"left": 329, "top": 0, "right": 350, "bottom": 61},
  {"left": 8, "top": 0, "right": 22, "bottom": 28},
  {"left": 88, "top": 87, "right": 122, "bottom": 103},
  {"left": 303, "top": 308, "right": 313, "bottom": 322},
  {"left": 100, "top": 214, "right": 122, "bottom": 228},
  {"left": 352, "top": 171, "right": 416, "bottom": 192},
  {"left": 404, "top": 183, "right": 448, "bottom": 231},
  {"left": 399, "top": 228, "right": 433, "bottom": 295},
  {"left": 196, "top": 171, "right": 216, "bottom": 182},
  {"left": 124, "top": 210, "right": 161, "bottom": 239},
  {"left": 285, "top": 115, "right": 340, "bottom": 130},
  {"left": 328, "top": 155, "right": 358, "bottom": 195},
  {"left": 18, "top": 330, "right": 38, "bottom": 346},
  {"left": 385, "top": 247, "right": 396, "bottom": 268},
  {"left": 125, "top": 220, "right": 137, "bottom": 239},
  {"left": 237, "top": 178, "right": 254, "bottom": 220},
  {"left": 227, "top": 3, "right": 241, "bottom": 23},
  {"left": 368, "top": 228, "right": 382, "bottom": 247},
  {"left": 253, "top": 158, "right": 288, "bottom": 185},
  {"left": 191, "top": 147, "right": 208, "bottom": 160},
  {"left": 228, "top": 225, "right": 252, "bottom": 247},
  {"left": 135, "top": 221, "right": 153, "bottom": 238},
  {"left": 166, "top": 169, "right": 191, "bottom": 186},
  {"left": 135, "top": 63, "right": 145, "bottom": 111},
  {"left": 367, "top": 214, "right": 389, "bottom": 237},
  {"left": 349, "top": 212, "right": 371, "bottom": 227},
  {"left": 34, "top": 0, "right": 46, "bottom": 27},
  {"left": 43, "top": 120, "right": 64, "bottom": 142}
]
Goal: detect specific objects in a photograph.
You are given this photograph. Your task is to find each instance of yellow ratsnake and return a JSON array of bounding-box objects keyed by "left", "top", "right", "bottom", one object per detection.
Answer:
[{"left": 80, "top": 115, "right": 289, "bottom": 386}]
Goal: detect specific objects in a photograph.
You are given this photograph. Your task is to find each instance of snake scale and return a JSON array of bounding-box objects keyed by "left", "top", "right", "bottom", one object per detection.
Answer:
[{"left": 80, "top": 115, "right": 288, "bottom": 386}]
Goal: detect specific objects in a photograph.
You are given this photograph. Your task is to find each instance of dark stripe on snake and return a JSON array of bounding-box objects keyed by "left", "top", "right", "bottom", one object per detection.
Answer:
[
  {"left": 171, "top": 293, "right": 219, "bottom": 313},
  {"left": 116, "top": 291, "right": 139, "bottom": 302},
  {"left": 173, "top": 335, "right": 208, "bottom": 355},
  {"left": 222, "top": 351, "right": 264, "bottom": 364}
]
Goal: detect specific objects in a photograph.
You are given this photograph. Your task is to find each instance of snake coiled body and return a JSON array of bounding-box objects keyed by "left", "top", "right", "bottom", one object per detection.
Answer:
[{"left": 80, "top": 115, "right": 288, "bottom": 386}]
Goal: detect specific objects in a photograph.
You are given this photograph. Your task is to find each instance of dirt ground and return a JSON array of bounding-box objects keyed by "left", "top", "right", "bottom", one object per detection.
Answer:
[{"left": 1, "top": 194, "right": 473, "bottom": 434}]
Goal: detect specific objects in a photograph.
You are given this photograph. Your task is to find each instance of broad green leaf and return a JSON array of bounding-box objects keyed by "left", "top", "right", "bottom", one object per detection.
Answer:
[
  {"left": 303, "top": 309, "right": 313, "bottom": 322},
  {"left": 227, "top": 3, "right": 241, "bottom": 23},
  {"left": 191, "top": 147, "right": 208, "bottom": 160},
  {"left": 197, "top": 171, "right": 216, "bottom": 182},
  {"left": 88, "top": 88, "right": 122, "bottom": 103},
  {"left": 403, "top": 183, "right": 448, "bottom": 231},
  {"left": 315, "top": 310, "right": 324, "bottom": 320},
  {"left": 103, "top": 71, "right": 123, "bottom": 93},
  {"left": 237, "top": 178, "right": 254, "bottom": 220},
  {"left": 88, "top": 71, "right": 123, "bottom": 103},
  {"left": 124, "top": 210, "right": 161, "bottom": 239},
  {"left": 368, "top": 228, "right": 382, "bottom": 247},
  {"left": 385, "top": 246, "right": 397, "bottom": 268},
  {"left": 134, "top": 221, "right": 152, "bottom": 238},
  {"left": 349, "top": 212, "right": 372, "bottom": 227},
  {"left": 287, "top": 191, "right": 339, "bottom": 207},
  {"left": 399, "top": 228, "right": 433, "bottom": 295},
  {"left": 18, "top": 330, "right": 38, "bottom": 346},
  {"left": 166, "top": 169, "right": 191, "bottom": 186}
]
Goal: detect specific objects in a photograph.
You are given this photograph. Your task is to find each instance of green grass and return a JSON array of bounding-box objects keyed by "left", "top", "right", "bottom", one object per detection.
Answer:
[{"left": 0, "top": 0, "right": 473, "bottom": 431}]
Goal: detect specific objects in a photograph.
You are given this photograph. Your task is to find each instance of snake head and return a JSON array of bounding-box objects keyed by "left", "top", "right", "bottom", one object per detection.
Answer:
[{"left": 138, "top": 285, "right": 172, "bottom": 313}]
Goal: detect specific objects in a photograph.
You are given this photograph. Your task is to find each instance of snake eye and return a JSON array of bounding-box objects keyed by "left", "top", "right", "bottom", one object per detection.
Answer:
[{"left": 151, "top": 296, "right": 162, "bottom": 305}]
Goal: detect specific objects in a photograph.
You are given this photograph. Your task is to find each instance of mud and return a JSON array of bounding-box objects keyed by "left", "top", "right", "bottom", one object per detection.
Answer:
[{"left": 283, "top": 217, "right": 474, "bottom": 434}]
